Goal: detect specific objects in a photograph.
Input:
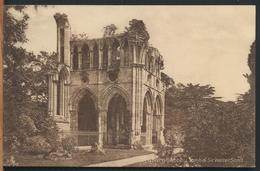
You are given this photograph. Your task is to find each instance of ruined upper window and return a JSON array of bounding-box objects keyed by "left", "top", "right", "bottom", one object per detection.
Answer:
[
  {"left": 111, "top": 39, "right": 120, "bottom": 66},
  {"left": 123, "top": 39, "right": 129, "bottom": 66},
  {"left": 93, "top": 43, "right": 99, "bottom": 69},
  {"left": 82, "top": 44, "right": 90, "bottom": 69},
  {"left": 102, "top": 43, "right": 108, "bottom": 68},
  {"left": 60, "top": 28, "right": 65, "bottom": 63},
  {"left": 73, "top": 45, "right": 78, "bottom": 70}
]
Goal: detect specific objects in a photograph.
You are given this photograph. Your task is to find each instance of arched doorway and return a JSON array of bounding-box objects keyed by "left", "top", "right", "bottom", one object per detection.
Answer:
[
  {"left": 107, "top": 94, "right": 129, "bottom": 145},
  {"left": 78, "top": 94, "right": 97, "bottom": 145},
  {"left": 141, "top": 91, "right": 153, "bottom": 144},
  {"left": 152, "top": 96, "right": 162, "bottom": 144}
]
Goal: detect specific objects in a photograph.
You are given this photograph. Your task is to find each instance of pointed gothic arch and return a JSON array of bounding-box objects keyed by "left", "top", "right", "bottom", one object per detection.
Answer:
[
  {"left": 93, "top": 42, "right": 99, "bottom": 69},
  {"left": 142, "top": 90, "right": 153, "bottom": 132},
  {"left": 102, "top": 43, "right": 108, "bottom": 68},
  {"left": 73, "top": 45, "right": 79, "bottom": 70},
  {"left": 82, "top": 43, "right": 90, "bottom": 69}
]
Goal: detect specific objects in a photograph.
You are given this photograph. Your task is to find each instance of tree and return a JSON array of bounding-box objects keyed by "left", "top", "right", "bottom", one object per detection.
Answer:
[
  {"left": 4, "top": 6, "right": 30, "bottom": 134},
  {"left": 103, "top": 24, "right": 117, "bottom": 37},
  {"left": 125, "top": 19, "right": 150, "bottom": 42},
  {"left": 233, "top": 41, "right": 255, "bottom": 166},
  {"left": 3, "top": 6, "right": 60, "bottom": 153}
]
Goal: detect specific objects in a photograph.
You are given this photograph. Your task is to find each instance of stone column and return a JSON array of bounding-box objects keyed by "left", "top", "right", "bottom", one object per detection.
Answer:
[
  {"left": 108, "top": 45, "right": 112, "bottom": 67},
  {"left": 78, "top": 46, "right": 82, "bottom": 70},
  {"left": 60, "top": 80, "right": 64, "bottom": 116},
  {"left": 99, "top": 46, "right": 103, "bottom": 69},
  {"left": 120, "top": 47, "right": 124, "bottom": 67},
  {"left": 98, "top": 110, "right": 107, "bottom": 146},
  {"left": 90, "top": 49, "right": 94, "bottom": 69},
  {"left": 48, "top": 74, "right": 53, "bottom": 116},
  {"left": 64, "top": 82, "right": 70, "bottom": 121}
]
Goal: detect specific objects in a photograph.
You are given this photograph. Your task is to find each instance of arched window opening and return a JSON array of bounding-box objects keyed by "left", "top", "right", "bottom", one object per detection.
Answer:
[
  {"left": 56, "top": 79, "right": 61, "bottom": 115},
  {"left": 78, "top": 94, "right": 97, "bottom": 131},
  {"left": 111, "top": 40, "right": 120, "bottom": 66},
  {"left": 102, "top": 43, "right": 108, "bottom": 68},
  {"left": 93, "top": 43, "right": 99, "bottom": 69},
  {"left": 60, "top": 28, "right": 65, "bottom": 63},
  {"left": 82, "top": 44, "right": 90, "bottom": 69},
  {"left": 56, "top": 69, "right": 68, "bottom": 116},
  {"left": 107, "top": 94, "right": 129, "bottom": 145},
  {"left": 155, "top": 96, "right": 162, "bottom": 115},
  {"left": 141, "top": 98, "right": 147, "bottom": 132},
  {"left": 123, "top": 39, "right": 129, "bottom": 66},
  {"left": 145, "top": 53, "right": 148, "bottom": 70},
  {"left": 73, "top": 45, "right": 79, "bottom": 70},
  {"left": 142, "top": 91, "right": 152, "bottom": 133}
]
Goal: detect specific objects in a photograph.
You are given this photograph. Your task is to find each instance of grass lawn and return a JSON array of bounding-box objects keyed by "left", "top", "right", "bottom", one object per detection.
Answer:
[
  {"left": 14, "top": 149, "right": 152, "bottom": 167},
  {"left": 127, "top": 159, "right": 166, "bottom": 167}
]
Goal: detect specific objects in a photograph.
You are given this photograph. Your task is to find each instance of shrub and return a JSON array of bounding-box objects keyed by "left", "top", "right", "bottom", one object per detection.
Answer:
[
  {"left": 131, "top": 140, "right": 143, "bottom": 150},
  {"left": 34, "top": 114, "right": 60, "bottom": 150},
  {"left": 22, "top": 135, "right": 52, "bottom": 154},
  {"left": 61, "top": 136, "right": 77, "bottom": 153},
  {"left": 16, "top": 114, "right": 39, "bottom": 141},
  {"left": 4, "top": 135, "right": 20, "bottom": 154},
  {"left": 5, "top": 155, "right": 18, "bottom": 166}
]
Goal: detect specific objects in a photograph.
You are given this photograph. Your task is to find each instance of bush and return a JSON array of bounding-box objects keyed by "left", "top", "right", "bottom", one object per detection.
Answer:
[
  {"left": 4, "top": 135, "right": 20, "bottom": 154},
  {"left": 33, "top": 114, "right": 60, "bottom": 150},
  {"left": 4, "top": 155, "right": 18, "bottom": 166},
  {"left": 22, "top": 135, "right": 52, "bottom": 154},
  {"left": 131, "top": 140, "right": 143, "bottom": 150},
  {"left": 16, "top": 114, "right": 39, "bottom": 141},
  {"left": 61, "top": 136, "right": 76, "bottom": 153}
]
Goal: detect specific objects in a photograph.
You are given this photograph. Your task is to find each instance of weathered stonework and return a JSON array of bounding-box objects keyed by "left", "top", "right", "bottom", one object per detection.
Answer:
[{"left": 48, "top": 13, "right": 166, "bottom": 147}]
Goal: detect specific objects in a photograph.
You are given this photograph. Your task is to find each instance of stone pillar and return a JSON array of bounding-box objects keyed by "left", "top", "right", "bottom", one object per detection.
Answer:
[
  {"left": 60, "top": 80, "right": 64, "bottom": 116},
  {"left": 53, "top": 80, "right": 58, "bottom": 116},
  {"left": 78, "top": 46, "right": 82, "bottom": 70},
  {"left": 64, "top": 82, "right": 70, "bottom": 121},
  {"left": 48, "top": 74, "right": 53, "bottom": 116},
  {"left": 98, "top": 110, "right": 107, "bottom": 145},
  {"left": 54, "top": 13, "right": 71, "bottom": 66},
  {"left": 120, "top": 47, "right": 124, "bottom": 67},
  {"left": 90, "top": 49, "right": 94, "bottom": 69},
  {"left": 108, "top": 46, "right": 112, "bottom": 67},
  {"left": 99, "top": 46, "right": 103, "bottom": 69}
]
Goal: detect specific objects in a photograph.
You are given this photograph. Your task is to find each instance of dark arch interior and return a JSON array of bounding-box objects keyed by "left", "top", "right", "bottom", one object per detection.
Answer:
[
  {"left": 78, "top": 94, "right": 97, "bottom": 131},
  {"left": 107, "top": 94, "right": 129, "bottom": 145},
  {"left": 102, "top": 43, "right": 108, "bottom": 68},
  {"left": 123, "top": 39, "right": 129, "bottom": 66},
  {"left": 93, "top": 43, "right": 99, "bottom": 69},
  {"left": 73, "top": 45, "right": 78, "bottom": 70},
  {"left": 111, "top": 40, "right": 120, "bottom": 63},
  {"left": 142, "top": 92, "right": 152, "bottom": 133},
  {"left": 82, "top": 44, "right": 90, "bottom": 69}
]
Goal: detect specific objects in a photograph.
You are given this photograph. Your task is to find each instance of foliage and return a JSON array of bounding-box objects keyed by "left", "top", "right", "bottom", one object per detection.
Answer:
[
  {"left": 61, "top": 136, "right": 77, "bottom": 153},
  {"left": 32, "top": 114, "right": 60, "bottom": 151},
  {"left": 103, "top": 24, "right": 117, "bottom": 37},
  {"left": 161, "top": 72, "right": 174, "bottom": 88},
  {"left": 71, "top": 33, "right": 88, "bottom": 41},
  {"left": 131, "top": 140, "right": 144, "bottom": 150},
  {"left": 162, "top": 41, "right": 255, "bottom": 166},
  {"left": 3, "top": 6, "right": 60, "bottom": 154},
  {"left": 5, "top": 155, "right": 19, "bottom": 166},
  {"left": 16, "top": 114, "right": 39, "bottom": 140},
  {"left": 22, "top": 135, "right": 52, "bottom": 154},
  {"left": 125, "top": 19, "right": 150, "bottom": 42}
]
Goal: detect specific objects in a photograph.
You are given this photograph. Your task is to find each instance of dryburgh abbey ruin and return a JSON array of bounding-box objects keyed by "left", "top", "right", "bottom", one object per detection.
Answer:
[{"left": 48, "top": 13, "right": 166, "bottom": 147}]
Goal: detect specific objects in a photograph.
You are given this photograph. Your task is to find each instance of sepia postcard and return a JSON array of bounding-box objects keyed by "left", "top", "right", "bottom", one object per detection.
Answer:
[{"left": 2, "top": 5, "right": 255, "bottom": 167}]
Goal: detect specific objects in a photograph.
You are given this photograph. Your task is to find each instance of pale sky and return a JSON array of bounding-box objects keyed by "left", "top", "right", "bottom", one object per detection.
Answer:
[{"left": 20, "top": 5, "right": 255, "bottom": 101}]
